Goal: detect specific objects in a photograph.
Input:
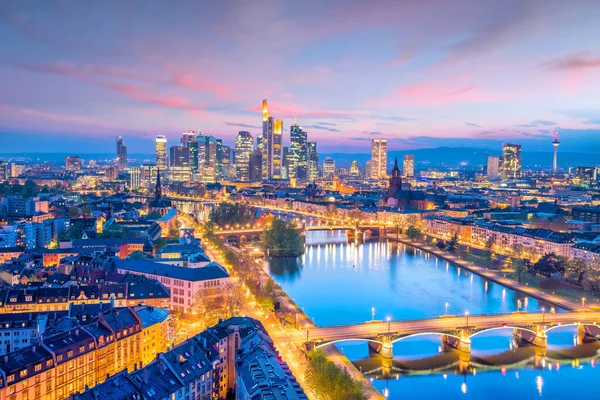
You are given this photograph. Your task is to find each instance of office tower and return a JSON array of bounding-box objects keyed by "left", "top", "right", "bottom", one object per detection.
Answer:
[
  {"left": 259, "top": 99, "right": 268, "bottom": 156},
  {"left": 366, "top": 160, "right": 372, "bottom": 178},
  {"left": 196, "top": 136, "right": 217, "bottom": 182},
  {"left": 169, "top": 145, "right": 190, "bottom": 182},
  {"left": 282, "top": 146, "right": 290, "bottom": 179},
  {"left": 129, "top": 166, "right": 141, "bottom": 189},
  {"left": 249, "top": 150, "right": 263, "bottom": 181},
  {"left": 106, "top": 166, "right": 118, "bottom": 180},
  {"left": 259, "top": 100, "right": 283, "bottom": 180},
  {"left": 552, "top": 131, "right": 560, "bottom": 173},
  {"left": 181, "top": 130, "right": 196, "bottom": 148},
  {"left": 188, "top": 137, "right": 199, "bottom": 175},
  {"left": 403, "top": 154, "right": 415, "bottom": 177},
  {"left": 141, "top": 164, "right": 157, "bottom": 190},
  {"left": 350, "top": 160, "right": 359, "bottom": 177},
  {"left": 156, "top": 135, "right": 167, "bottom": 171},
  {"left": 487, "top": 156, "right": 500, "bottom": 180},
  {"left": 65, "top": 156, "right": 82, "bottom": 171},
  {"left": 0, "top": 161, "right": 7, "bottom": 180},
  {"left": 289, "top": 124, "right": 308, "bottom": 179},
  {"left": 307, "top": 141, "right": 319, "bottom": 181},
  {"left": 216, "top": 140, "right": 231, "bottom": 179},
  {"left": 116, "top": 136, "right": 127, "bottom": 171},
  {"left": 323, "top": 157, "right": 335, "bottom": 180},
  {"left": 500, "top": 143, "right": 522, "bottom": 180},
  {"left": 235, "top": 131, "right": 253, "bottom": 181},
  {"left": 371, "top": 139, "right": 387, "bottom": 179}
]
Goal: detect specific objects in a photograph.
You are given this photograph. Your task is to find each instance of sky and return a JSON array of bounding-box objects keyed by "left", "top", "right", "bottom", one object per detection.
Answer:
[{"left": 1, "top": 0, "right": 600, "bottom": 154}]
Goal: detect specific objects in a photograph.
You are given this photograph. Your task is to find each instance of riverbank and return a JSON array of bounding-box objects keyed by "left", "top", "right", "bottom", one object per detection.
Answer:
[
  {"left": 388, "top": 236, "right": 582, "bottom": 311},
  {"left": 321, "top": 344, "right": 386, "bottom": 400}
]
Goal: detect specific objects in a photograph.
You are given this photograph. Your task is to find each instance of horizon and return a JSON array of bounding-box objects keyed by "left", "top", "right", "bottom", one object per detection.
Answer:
[{"left": 2, "top": 1, "right": 600, "bottom": 154}]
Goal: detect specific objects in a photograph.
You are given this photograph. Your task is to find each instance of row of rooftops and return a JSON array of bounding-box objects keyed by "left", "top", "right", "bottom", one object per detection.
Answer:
[
  {"left": 73, "top": 317, "right": 306, "bottom": 400},
  {"left": 0, "top": 305, "right": 168, "bottom": 388}
]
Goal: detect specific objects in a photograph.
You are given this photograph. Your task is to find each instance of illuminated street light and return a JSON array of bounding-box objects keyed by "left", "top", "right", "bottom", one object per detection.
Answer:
[
  {"left": 465, "top": 311, "right": 469, "bottom": 327},
  {"left": 582, "top": 298, "right": 586, "bottom": 309},
  {"left": 387, "top": 316, "right": 391, "bottom": 333},
  {"left": 445, "top": 302, "right": 449, "bottom": 316},
  {"left": 372, "top": 307, "right": 375, "bottom": 321}
]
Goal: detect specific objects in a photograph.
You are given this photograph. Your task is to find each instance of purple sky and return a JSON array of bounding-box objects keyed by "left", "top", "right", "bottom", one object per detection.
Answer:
[{"left": 1, "top": 0, "right": 600, "bottom": 154}]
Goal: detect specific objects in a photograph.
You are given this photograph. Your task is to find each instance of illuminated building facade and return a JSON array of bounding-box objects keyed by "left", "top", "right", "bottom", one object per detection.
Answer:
[
  {"left": 500, "top": 143, "right": 522, "bottom": 181},
  {"left": 289, "top": 124, "right": 308, "bottom": 179},
  {"left": 307, "top": 141, "right": 319, "bottom": 181},
  {"left": 350, "top": 160, "right": 359, "bottom": 176},
  {"left": 155, "top": 135, "right": 167, "bottom": 171},
  {"left": 235, "top": 131, "right": 253, "bottom": 181},
  {"left": 487, "top": 156, "right": 500, "bottom": 181},
  {"left": 370, "top": 139, "right": 387, "bottom": 179},
  {"left": 116, "top": 136, "right": 127, "bottom": 171},
  {"left": 169, "top": 145, "right": 190, "bottom": 182},
  {"left": 403, "top": 154, "right": 414, "bottom": 177},
  {"left": 65, "top": 156, "right": 82, "bottom": 171},
  {"left": 323, "top": 157, "right": 335, "bottom": 180}
]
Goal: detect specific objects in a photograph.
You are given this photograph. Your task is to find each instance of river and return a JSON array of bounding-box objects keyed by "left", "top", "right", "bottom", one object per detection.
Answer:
[{"left": 267, "top": 231, "right": 600, "bottom": 399}]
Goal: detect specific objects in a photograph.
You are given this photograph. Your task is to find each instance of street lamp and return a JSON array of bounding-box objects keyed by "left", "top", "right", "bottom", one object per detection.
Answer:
[
  {"left": 465, "top": 311, "right": 469, "bottom": 327},
  {"left": 372, "top": 307, "right": 375, "bottom": 322},
  {"left": 387, "top": 317, "right": 391, "bottom": 333},
  {"left": 582, "top": 298, "right": 586, "bottom": 309},
  {"left": 541, "top": 307, "right": 545, "bottom": 324},
  {"left": 445, "top": 302, "right": 449, "bottom": 316}
]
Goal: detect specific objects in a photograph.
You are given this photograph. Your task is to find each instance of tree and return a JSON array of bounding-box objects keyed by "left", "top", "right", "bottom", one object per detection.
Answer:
[
  {"left": 582, "top": 260, "right": 600, "bottom": 292},
  {"left": 483, "top": 237, "right": 495, "bottom": 267},
  {"left": 304, "top": 349, "right": 367, "bottom": 400},
  {"left": 566, "top": 257, "right": 587, "bottom": 285},
  {"left": 80, "top": 205, "right": 93, "bottom": 216},
  {"left": 513, "top": 258, "right": 527, "bottom": 284},
  {"left": 436, "top": 240, "right": 446, "bottom": 250},
  {"left": 68, "top": 206, "right": 80, "bottom": 218},
  {"left": 531, "top": 252, "right": 566, "bottom": 277},
  {"left": 262, "top": 219, "right": 304, "bottom": 257},
  {"left": 146, "top": 211, "right": 162, "bottom": 220},
  {"left": 208, "top": 202, "right": 253, "bottom": 227},
  {"left": 446, "top": 233, "right": 458, "bottom": 253},
  {"left": 168, "top": 220, "right": 182, "bottom": 240},
  {"left": 405, "top": 226, "right": 421, "bottom": 241},
  {"left": 191, "top": 283, "right": 245, "bottom": 328},
  {"left": 60, "top": 221, "right": 85, "bottom": 240}
]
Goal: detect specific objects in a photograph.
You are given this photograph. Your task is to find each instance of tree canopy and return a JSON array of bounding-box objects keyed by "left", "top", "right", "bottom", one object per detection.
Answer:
[
  {"left": 304, "top": 350, "right": 367, "bottom": 400},
  {"left": 262, "top": 219, "right": 304, "bottom": 257},
  {"left": 208, "top": 202, "right": 254, "bottom": 227},
  {"left": 531, "top": 252, "right": 566, "bottom": 277}
]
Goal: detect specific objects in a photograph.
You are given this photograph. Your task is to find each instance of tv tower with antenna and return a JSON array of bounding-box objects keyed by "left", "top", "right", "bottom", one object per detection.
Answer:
[{"left": 552, "top": 130, "right": 560, "bottom": 174}]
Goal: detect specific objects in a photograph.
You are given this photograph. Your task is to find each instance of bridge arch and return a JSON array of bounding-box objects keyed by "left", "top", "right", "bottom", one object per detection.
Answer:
[
  {"left": 470, "top": 326, "right": 537, "bottom": 339},
  {"left": 314, "top": 338, "right": 383, "bottom": 349},
  {"left": 391, "top": 332, "right": 462, "bottom": 344},
  {"left": 543, "top": 323, "right": 593, "bottom": 334}
]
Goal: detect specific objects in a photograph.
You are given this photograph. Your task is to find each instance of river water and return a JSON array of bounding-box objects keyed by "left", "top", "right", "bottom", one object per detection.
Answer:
[{"left": 268, "top": 231, "right": 600, "bottom": 399}]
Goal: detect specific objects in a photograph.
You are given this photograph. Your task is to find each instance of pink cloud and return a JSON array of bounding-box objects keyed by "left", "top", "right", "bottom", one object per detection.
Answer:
[{"left": 544, "top": 53, "right": 600, "bottom": 71}]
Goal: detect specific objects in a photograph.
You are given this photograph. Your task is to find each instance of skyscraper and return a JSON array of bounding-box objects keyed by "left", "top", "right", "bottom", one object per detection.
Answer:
[
  {"left": 116, "top": 136, "right": 127, "bottom": 171},
  {"left": 181, "top": 130, "right": 195, "bottom": 148},
  {"left": 350, "top": 160, "right": 359, "bottom": 177},
  {"left": 323, "top": 157, "right": 335, "bottom": 180},
  {"left": 216, "top": 140, "right": 231, "bottom": 179},
  {"left": 289, "top": 124, "right": 308, "bottom": 179},
  {"left": 249, "top": 150, "right": 263, "bottom": 181},
  {"left": 188, "top": 136, "right": 199, "bottom": 175},
  {"left": 169, "top": 145, "right": 190, "bottom": 182},
  {"left": 403, "top": 154, "right": 414, "bottom": 177},
  {"left": 552, "top": 131, "right": 560, "bottom": 173},
  {"left": 235, "top": 131, "right": 254, "bottom": 181},
  {"left": 371, "top": 139, "right": 387, "bottom": 179},
  {"left": 129, "top": 166, "right": 141, "bottom": 189},
  {"left": 156, "top": 135, "right": 167, "bottom": 171},
  {"left": 197, "top": 136, "right": 217, "bottom": 182},
  {"left": 307, "top": 141, "right": 319, "bottom": 181},
  {"left": 500, "top": 143, "right": 522, "bottom": 181},
  {"left": 260, "top": 100, "right": 283, "bottom": 180},
  {"left": 487, "top": 156, "right": 500, "bottom": 180}
]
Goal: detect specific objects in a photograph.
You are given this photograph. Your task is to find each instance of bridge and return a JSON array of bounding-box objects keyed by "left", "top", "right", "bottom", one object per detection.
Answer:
[
  {"left": 213, "top": 222, "right": 386, "bottom": 244},
  {"left": 307, "top": 311, "right": 600, "bottom": 369}
]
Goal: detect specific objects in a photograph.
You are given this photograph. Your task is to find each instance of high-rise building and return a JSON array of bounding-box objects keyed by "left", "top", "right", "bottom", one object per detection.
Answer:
[
  {"left": 500, "top": 143, "right": 522, "bottom": 181},
  {"left": 155, "top": 135, "right": 168, "bottom": 171},
  {"left": 487, "top": 156, "right": 500, "bottom": 181},
  {"left": 260, "top": 100, "right": 283, "bottom": 180},
  {"left": 65, "top": 156, "right": 82, "bottom": 171},
  {"left": 249, "top": 150, "right": 263, "bottom": 181},
  {"left": 235, "top": 131, "right": 253, "bottom": 181},
  {"left": 129, "top": 166, "right": 141, "bottom": 189},
  {"left": 141, "top": 164, "right": 158, "bottom": 190},
  {"left": 197, "top": 136, "right": 217, "bottom": 182},
  {"left": 570, "top": 167, "right": 598, "bottom": 187},
  {"left": 350, "top": 160, "right": 359, "bottom": 177},
  {"left": 371, "top": 139, "right": 387, "bottom": 179},
  {"left": 366, "top": 160, "right": 372, "bottom": 178},
  {"left": 116, "top": 136, "right": 127, "bottom": 171},
  {"left": 169, "top": 145, "right": 190, "bottom": 182},
  {"left": 216, "top": 140, "right": 231, "bottom": 179},
  {"left": 307, "top": 141, "right": 319, "bottom": 181},
  {"left": 181, "top": 130, "right": 195, "bottom": 148},
  {"left": 289, "top": 124, "right": 308, "bottom": 179},
  {"left": 552, "top": 131, "right": 560, "bottom": 173},
  {"left": 403, "top": 154, "right": 415, "bottom": 177},
  {"left": 188, "top": 135, "right": 199, "bottom": 176},
  {"left": 0, "top": 161, "right": 7, "bottom": 180},
  {"left": 323, "top": 157, "right": 335, "bottom": 180}
]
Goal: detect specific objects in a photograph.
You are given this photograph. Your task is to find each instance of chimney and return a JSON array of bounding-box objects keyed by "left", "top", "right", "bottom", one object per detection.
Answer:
[{"left": 4, "top": 355, "right": 8, "bottom": 362}]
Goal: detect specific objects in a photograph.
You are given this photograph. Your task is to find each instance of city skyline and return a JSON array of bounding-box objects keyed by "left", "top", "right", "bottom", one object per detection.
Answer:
[{"left": 2, "top": 1, "right": 600, "bottom": 153}]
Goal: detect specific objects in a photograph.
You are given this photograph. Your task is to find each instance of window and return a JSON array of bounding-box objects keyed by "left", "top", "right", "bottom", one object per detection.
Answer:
[
  {"left": 67, "top": 351, "right": 73, "bottom": 358},
  {"left": 34, "top": 364, "right": 41, "bottom": 372},
  {"left": 56, "top": 355, "right": 63, "bottom": 362},
  {"left": 19, "top": 370, "right": 27, "bottom": 378},
  {"left": 7, "top": 375, "right": 14, "bottom": 382}
]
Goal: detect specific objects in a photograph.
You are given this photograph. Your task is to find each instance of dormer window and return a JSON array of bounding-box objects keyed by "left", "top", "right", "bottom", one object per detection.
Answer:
[{"left": 25, "top": 296, "right": 32, "bottom": 302}]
